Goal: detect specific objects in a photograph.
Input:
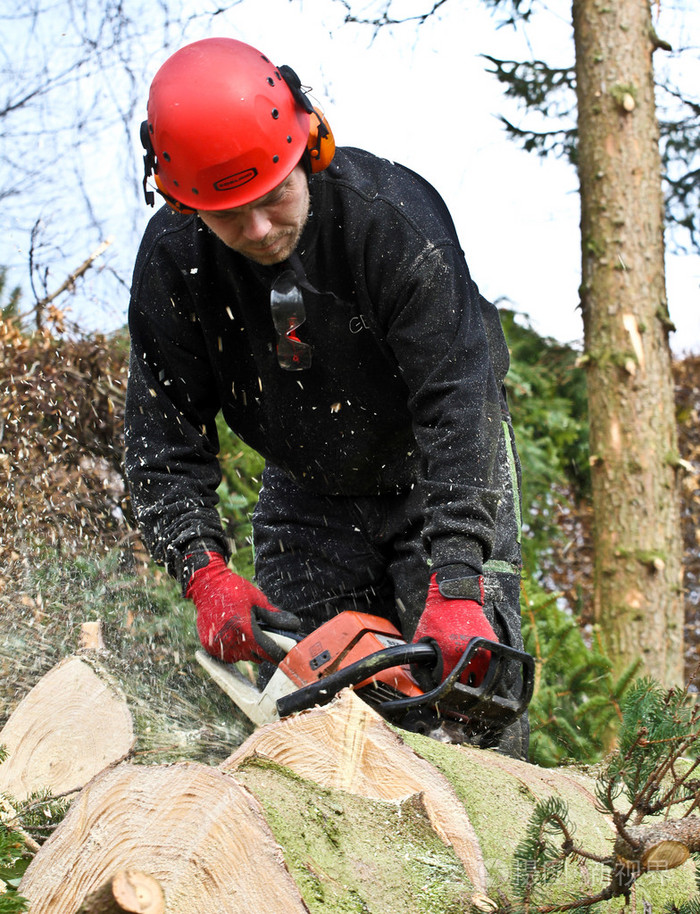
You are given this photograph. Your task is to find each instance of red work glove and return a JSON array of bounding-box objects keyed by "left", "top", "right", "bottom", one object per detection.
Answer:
[
  {"left": 412, "top": 571, "right": 497, "bottom": 689},
  {"left": 185, "top": 552, "right": 300, "bottom": 664}
]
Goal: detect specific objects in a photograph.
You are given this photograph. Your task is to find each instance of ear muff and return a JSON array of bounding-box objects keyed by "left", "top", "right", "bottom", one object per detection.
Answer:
[
  {"left": 154, "top": 175, "right": 197, "bottom": 214},
  {"left": 307, "top": 107, "right": 335, "bottom": 173},
  {"left": 279, "top": 65, "right": 335, "bottom": 174}
]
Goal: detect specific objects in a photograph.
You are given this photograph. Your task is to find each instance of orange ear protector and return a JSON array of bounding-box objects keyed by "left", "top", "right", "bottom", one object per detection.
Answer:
[
  {"left": 307, "top": 105, "right": 336, "bottom": 173},
  {"left": 279, "top": 65, "right": 336, "bottom": 174},
  {"left": 141, "top": 67, "right": 334, "bottom": 212}
]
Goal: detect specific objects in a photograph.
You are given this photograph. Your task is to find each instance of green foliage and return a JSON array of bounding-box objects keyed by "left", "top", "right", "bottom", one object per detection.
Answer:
[
  {"left": 11, "top": 792, "right": 71, "bottom": 847},
  {"left": 0, "top": 825, "right": 29, "bottom": 912},
  {"left": 1, "top": 545, "right": 252, "bottom": 766},
  {"left": 597, "top": 678, "right": 700, "bottom": 816},
  {"left": 483, "top": 55, "right": 577, "bottom": 162},
  {"left": 502, "top": 309, "right": 589, "bottom": 576},
  {"left": 502, "top": 676, "right": 700, "bottom": 910},
  {"left": 659, "top": 89, "right": 700, "bottom": 254},
  {"left": 667, "top": 899, "right": 700, "bottom": 914},
  {"left": 477, "top": 1, "right": 700, "bottom": 256},
  {"left": 665, "top": 857, "right": 700, "bottom": 913},
  {"left": 511, "top": 796, "right": 572, "bottom": 903},
  {"left": 215, "top": 417, "right": 265, "bottom": 579},
  {"left": 521, "top": 572, "right": 634, "bottom": 767}
]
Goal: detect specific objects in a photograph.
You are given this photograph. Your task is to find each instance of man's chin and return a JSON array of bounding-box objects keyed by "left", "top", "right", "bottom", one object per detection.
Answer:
[{"left": 244, "top": 236, "right": 295, "bottom": 265}]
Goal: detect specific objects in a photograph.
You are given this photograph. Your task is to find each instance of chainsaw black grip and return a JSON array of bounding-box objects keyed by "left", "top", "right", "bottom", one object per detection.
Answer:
[
  {"left": 276, "top": 642, "right": 438, "bottom": 718},
  {"left": 252, "top": 606, "right": 301, "bottom": 664}
]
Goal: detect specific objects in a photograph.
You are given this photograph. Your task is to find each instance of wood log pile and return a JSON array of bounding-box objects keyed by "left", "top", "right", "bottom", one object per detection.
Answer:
[{"left": 0, "top": 647, "right": 698, "bottom": 913}]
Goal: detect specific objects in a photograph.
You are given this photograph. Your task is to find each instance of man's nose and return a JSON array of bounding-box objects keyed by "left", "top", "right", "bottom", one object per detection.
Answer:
[{"left": 241, "top": 209, "right": 272, "bottom": 241}]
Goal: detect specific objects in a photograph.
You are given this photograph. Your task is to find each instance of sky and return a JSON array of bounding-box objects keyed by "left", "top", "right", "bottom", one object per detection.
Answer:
[{"left": 4, "top": 0, "right": 699, "bottom": 353}]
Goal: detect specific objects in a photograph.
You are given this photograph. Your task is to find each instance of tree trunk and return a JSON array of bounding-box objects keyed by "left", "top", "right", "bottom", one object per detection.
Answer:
[
  {"left": 573, "top": 0, "right": 684, "bottom": 686},
  {"left": 19, "top": 691, "right": 696, "bottom": 912}
]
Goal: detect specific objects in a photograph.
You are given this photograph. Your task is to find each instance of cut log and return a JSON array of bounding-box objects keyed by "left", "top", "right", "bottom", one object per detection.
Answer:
[
  {"left": 18, "top": 690, "right": 697, "bottom": 912},
  {"left": 223, "top": 687, "right": 488, "bottom": 891},
  {"left": 614, "top": 817, "right": 700, "bottom": 871},
  {"left": 18, "top": 761, "right": 310, "bottom": 914},
  {"left": 0, "top": 655, "right": 134, "bottom": 801},
  {"left": 79, "top": 620, "right": 107, "bottom": 652},
  {"left": 76, "top": 870, "right": 164, "bottom": 914}
]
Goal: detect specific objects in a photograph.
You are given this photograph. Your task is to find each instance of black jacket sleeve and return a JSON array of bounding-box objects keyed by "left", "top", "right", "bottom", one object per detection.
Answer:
[{"left": 124, "top": 211, "right": 230, "bottom": 581}]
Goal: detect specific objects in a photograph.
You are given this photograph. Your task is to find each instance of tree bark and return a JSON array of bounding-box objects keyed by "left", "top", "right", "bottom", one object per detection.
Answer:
[
  {"left": 573, "top": 0, "right": 684, "bottom": 686},
  {"left": 614, "top": 817, "right": 700, "bottom": 871}
]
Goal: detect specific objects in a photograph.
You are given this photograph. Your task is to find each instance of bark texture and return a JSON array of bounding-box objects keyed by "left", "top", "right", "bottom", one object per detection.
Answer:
[{"left": 573, "top": 0, "right": 684, "bottom": 685}]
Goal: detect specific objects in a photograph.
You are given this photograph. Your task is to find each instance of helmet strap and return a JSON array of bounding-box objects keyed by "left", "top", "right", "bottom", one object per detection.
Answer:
[
  {"left": 140, "top": 119, "right": 196, "bottom": 213},
  {"left": 140, "top": 120, "right": 157, "bottom": 207}
]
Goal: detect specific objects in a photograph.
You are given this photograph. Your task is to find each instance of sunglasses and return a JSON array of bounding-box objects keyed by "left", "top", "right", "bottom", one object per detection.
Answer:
[{"left": 270, "top": 271, "right": 313, "bottom": 371}]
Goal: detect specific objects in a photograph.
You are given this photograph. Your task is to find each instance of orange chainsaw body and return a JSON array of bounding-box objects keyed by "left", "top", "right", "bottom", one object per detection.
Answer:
[{"left": 278, "top": 611, "right": 423, "bottom": 698}]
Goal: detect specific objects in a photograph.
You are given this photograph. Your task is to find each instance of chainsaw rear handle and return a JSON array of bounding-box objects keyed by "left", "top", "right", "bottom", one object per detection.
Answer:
[
  {"left": 382, "top": 637, "right": 535, "bottom": 727},
  {"left": 275, "top": 637, "right": 534, "bottom": 726}
]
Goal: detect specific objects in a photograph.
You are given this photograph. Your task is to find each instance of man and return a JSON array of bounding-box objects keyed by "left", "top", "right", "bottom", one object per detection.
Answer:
[{"left": 125, "top": 37, "right": 527, "bottom": 758}]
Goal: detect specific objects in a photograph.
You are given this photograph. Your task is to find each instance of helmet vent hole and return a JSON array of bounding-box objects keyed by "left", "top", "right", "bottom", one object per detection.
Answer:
[
  {"left": 273, "top": 155, "right": 279, "bottom": 163},
  {"left": 163, "top": 151, "right": 171, "bottom": 162},
  {"left": 286, "top": 135, "right": 292, "bottom": 144},
  {"left": 271, "top": 108, "right": 280, "bottom": 119},
  {"left": 266, "top": 77, "right": 275, "bottom": 87}
]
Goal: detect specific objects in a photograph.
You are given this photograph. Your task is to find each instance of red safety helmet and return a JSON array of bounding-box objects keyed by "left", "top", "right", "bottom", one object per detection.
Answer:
[{"left": 141, "top": 37, "right": 334, "bottom": 212}]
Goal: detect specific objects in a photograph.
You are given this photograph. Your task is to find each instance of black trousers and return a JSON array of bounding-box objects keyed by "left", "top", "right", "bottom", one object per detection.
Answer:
[{"left": 252, "top": 417, "right": 529, "bottom": 760}]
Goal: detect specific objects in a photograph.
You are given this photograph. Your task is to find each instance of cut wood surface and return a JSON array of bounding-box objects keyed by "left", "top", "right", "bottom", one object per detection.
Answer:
[
  {"left": 223, "top": 687, "right": 488, "bottom": 892},
  {"left": 19, "top": 761, "right": 310, "bottom": 914},
  {"left": 614, "top": 817, "right": 700, "bottom": 870},
  {"left": 76, "top": 870, "right": 165, "bottom": 914},
  {"left": 0, "top": 655, "right": 134, "bottom": 801}
]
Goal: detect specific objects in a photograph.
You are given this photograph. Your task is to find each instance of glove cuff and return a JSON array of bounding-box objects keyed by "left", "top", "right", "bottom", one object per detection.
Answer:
[
  {"left": 182, "top": 548, "right": 226, "bottom": 596},
  {"left": 433, "top": 565, "right": 484, "bottom": 603}
]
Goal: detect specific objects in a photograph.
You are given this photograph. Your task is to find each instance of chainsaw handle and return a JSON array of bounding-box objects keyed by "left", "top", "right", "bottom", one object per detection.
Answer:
[
  {"left": 275, "top": 637, "right": 535, "bottom": 727},
  {"left": 275, "top": 642, "right": 437, "bottom": 718},
  {"left": 382, "top": 637, "right": 535, "bottom": 726}
]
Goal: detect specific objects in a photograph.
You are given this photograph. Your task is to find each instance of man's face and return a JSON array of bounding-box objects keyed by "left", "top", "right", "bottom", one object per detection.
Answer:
[{"left": 197, "top": 165, "right": 310, "bottom": 265}]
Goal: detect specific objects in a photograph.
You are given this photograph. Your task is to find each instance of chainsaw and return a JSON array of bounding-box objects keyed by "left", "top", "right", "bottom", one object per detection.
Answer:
[{"left": 196, "top": 610, "right": 534, "bottom": 743}]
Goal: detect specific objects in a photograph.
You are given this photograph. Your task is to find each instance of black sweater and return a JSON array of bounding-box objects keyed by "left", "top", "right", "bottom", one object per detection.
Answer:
[{"left": 125, "top": 147, "right": 512, "bottom": 583}]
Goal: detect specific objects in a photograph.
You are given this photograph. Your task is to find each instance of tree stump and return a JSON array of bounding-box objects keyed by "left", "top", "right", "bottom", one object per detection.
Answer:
[{"left": 0, "top": 655, "right": 134, "bottom": 800}]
